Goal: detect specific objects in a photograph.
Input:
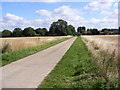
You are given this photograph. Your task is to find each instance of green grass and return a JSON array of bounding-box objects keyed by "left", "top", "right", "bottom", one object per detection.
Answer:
[
  {"left": 1, "top": 37, "right": 70, "bottom": 66},
  {"left": 39, "top": 37, "right": 114, "bottom": 88}
]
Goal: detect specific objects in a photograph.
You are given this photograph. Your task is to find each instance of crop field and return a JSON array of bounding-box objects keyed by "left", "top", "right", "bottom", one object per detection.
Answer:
[
  {"left": 81, "top": 35, "right": 119, "bottom": 59},
  {"left": 81, "top": 35, "right": 119, "bottom": 85},
  {"left": 0, "top": 36, "right": 70, "bottom": 53}
]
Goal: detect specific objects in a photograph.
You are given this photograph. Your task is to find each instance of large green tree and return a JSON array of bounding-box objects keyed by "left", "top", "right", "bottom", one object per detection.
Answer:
[
  {"left": 35, "top": 28, "right": 48, "bottom": 36},
  {"left": 86, "top": 28, "right": 91, "bottom": 35},
  {"left": 77, "top": 26, "right": 86, "bottom": 35},
  {"left": 0, "top": 31, "right": 2, "bottom": 37},
  {"left": 22, "top": 27, "right": 36, "bottom": 36},
  {"left": 49, "top": 19, "right": 68, "bottom": 36},
  {"left": 67, "top": 25, "right": 76, "bottom": 35},
  {"left": 91, "top": 28, "right": 100, "bottom": 35},
  {"left": 12, "top": 28, "right": 22, "bottom": 37},
  {"left": 35, "top": 28, "right": 42, "bottom": 36},
  {"left": 101, "top": 28, "right": 110, "bottom": 35},
  {"left": 2, "top": 30, "right": 12, "bottom": 37},
  {"left": 119, "top": 27, "right": 120, "bottom": 34},
  {"left": 41, "top": 28, "right": 48, "bottom": 36}
]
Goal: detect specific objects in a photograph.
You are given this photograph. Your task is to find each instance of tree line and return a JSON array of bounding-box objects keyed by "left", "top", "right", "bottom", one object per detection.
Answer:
[
  {"left": 0, "top": 19, "right": 119, "bottom": 37},
  {"left": 77, "top": 27, "right": 119, "bottom": 35}
]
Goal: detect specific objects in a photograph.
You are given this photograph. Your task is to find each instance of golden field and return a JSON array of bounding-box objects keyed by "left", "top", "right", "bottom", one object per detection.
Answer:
[
  {"left": 81, "top": 35, "right": 119, "bottom": 59},
  {"left": 0, "top": 36, "right": 71, "bottom": 53},
  {"left": 81, "top": 35, "right": 119, "bottom": 80}
]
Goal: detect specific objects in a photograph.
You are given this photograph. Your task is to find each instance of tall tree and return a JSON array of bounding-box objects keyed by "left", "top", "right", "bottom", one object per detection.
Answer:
[
  {"left": 77, "top": 26, "right": 86, "bottom": 35},
  {"left": 86, "top": 28, "right": 91, "bottom": 35},
  {"left": 92, "top": 28, "right": 100, "bottom": 35},
  {"left": 101, "top": 28, "right": 110, "bottom": 35},
  {"left": 49, "top": 19, "right": 68, "bottom": 36},
  {"left": 2, "top": 30, "right": 12, "bottom": 37},
  {"left": 67, "top": 25, "right": 76, "bottom": 35},
  {"left": 82, "top": 26, "right": 86, "bottom": 31},
  {"left": 22, "top": 27, "right": 36, "bottom": 36},
  {"left": 35, "top": 28, "right": 42, "bottom": 36},
  {"left": 0, "top": 31, "right": 2, "bottom": 37},
  {"left": 41, "top": 28, "right": 48, "bottom": 36},
  {"left": 12, "top": 28, "right": 22, "bottom": 37},
  {"left": 118, "top": 27, "right": 120, "bottom": 34},
  {"left": 35, "top": 28, "right": 48, "bottom": 36}
]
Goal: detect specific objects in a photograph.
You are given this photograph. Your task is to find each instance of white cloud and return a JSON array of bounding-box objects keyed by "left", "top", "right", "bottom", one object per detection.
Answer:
[
  {"left": 100, "top": 10, "right": 112, "bottom": 15},
  {"left": 1, "top": 5, "right": 118, "bottom": 31},
  {"left": 87, "top": 9, "right": 118, "bottom": 29},
  {"left": 36, "top": 10, "right": 51, "bottom": 17},
  {"left": 52, "top": 6, "right": 87, "bottom": 28},
  {"left": 35, "top": 6, "right": 87, "bottom": 29},
  {"left": 84, "top": 1, "right": 112, "bottom": 10},
  {"left": 1, "top": 13, "right": 33, "bottom": 30},
  {"left": 113, "top": 2, "right": 118, "bottom": 7},
  {"left": 107, "top": 9, "right": 118, "bottom": 18},
  {"left": 1, "top": 13, "right": 55, "bottom": 30},
  {"left": 53, "top": 6, "right": 84, "bottom": 21},
  {"left": 84, "top": 0, "right": 119, "bottom": 11},
  {"left": 4, "top": 13, "right": 24, "bottom": 21},
  {"left": 84, "top": 0, "right": 118, "bottom": 29}
]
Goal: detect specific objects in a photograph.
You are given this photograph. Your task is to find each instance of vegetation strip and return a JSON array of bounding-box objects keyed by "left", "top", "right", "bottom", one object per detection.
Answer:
[
  {"left": 1, "top": 37, "right": 71, "bottom": 66},
  {"left": 39, "top": 37, "right": 116, "bottom": 88}
]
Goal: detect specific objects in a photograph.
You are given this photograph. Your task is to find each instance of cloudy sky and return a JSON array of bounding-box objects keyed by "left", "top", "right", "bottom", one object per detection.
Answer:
[{"left": 0, "top": 0, "right": 119, "bottom": 31}]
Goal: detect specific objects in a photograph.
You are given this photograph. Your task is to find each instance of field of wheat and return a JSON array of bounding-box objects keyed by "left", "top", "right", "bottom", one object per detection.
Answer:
[
  {"left": 0, "top": 36, "right": 71, "bottom": 53},
  {"left": 81, "top": 35, "right": 119, "bottom": 81},
  {"left": 81, "top": 35, "right": 119, "bottom": 59}
]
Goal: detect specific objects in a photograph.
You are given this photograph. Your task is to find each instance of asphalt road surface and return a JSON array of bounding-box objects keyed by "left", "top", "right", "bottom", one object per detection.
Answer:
[{"left": 1, "top": 37, "right": 76, "bottom": 88}]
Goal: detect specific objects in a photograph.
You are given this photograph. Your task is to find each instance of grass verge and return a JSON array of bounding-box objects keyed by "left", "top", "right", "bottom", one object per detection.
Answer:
[
  {"left": 38, "top": 37, "right": 115, "bottom": 88},
  {"left": 1, "top": 37, "right": 71, "bottom": 66}
]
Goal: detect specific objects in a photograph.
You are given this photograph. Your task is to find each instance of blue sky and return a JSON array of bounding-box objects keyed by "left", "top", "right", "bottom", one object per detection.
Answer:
[
  {"left": 1, "top": 0, "right": 118, "bottom": 31},
  {"left": 2, "top": 2, "right": 89, "bottom": 20}
]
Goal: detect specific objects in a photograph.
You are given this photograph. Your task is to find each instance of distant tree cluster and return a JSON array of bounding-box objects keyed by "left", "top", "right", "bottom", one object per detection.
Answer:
[
  {"left": 0, "top": 19, "right": 119, "bottom": 37},
  {"left": 77, "top": 27, "right": 119, "bottom": 36},
  {"left": 1, "top": 27, "right": 48, "bottom": 37}
]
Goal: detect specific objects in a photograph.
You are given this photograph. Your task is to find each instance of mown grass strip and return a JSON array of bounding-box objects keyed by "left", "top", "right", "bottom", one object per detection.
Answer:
[
  {"left": 1, "top": 37, "right": 71, "bottom": 66},
  {"left": 39, "top": 37, "right": 113, "bottom": 88}
]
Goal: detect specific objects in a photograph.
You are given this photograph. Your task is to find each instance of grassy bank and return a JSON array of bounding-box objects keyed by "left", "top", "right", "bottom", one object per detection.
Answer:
[
  {"left": 1, "top": 37, "right": 70, "bottom": 66},
  {"left": 39, "top": 37, "right": 114, "bottom": 88}
]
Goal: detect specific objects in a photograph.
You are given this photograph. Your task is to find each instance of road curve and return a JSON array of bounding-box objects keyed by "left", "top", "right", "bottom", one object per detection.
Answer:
[{"left": 1, "top": 37, "right": 76, "bottom": 88}]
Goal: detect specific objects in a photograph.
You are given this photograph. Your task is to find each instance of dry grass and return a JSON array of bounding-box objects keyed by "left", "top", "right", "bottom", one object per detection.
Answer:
[
  {"left": 81, "top": 35, "right": 119, "bottom": 86},
  {"left": 0, "top": 36, "right": 71, "bottom": 53},
  {"left": 81, "top": 35, "right": 119, "bottom": 59}
]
